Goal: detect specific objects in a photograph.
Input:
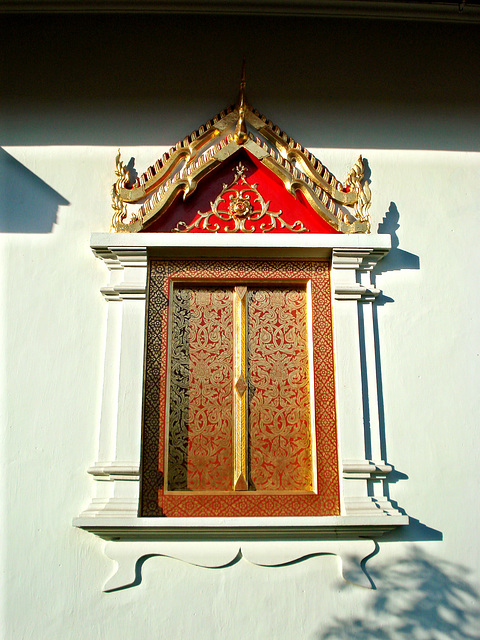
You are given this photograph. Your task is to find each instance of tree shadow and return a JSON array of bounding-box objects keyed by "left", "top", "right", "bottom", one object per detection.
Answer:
[
  {"left": 0, "top": 147, "right": 69, "bottom": 233},
  {"left": 317, "top": 547, "right": 479, "bottom": 640}
]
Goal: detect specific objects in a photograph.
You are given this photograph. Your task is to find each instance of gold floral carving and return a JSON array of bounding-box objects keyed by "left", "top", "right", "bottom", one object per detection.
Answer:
[
  {"left": 248, "top": 287, "right": 312, "bottom": 492},
  {"left": 110, "top": 150, "right": 131, "bottom": 232},
  {"left": 168, "top": 287, "right": 234, "bottom": 492},
  {"left": 167, "top": 283, "right": 312, "bottom": 493},
  {"left": 173, "top": 163, "right": 308, "bottom": 234}
]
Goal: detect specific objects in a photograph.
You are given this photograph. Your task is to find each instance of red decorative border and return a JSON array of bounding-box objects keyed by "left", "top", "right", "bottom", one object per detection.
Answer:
[{"left": 140, "top": 260, "right": 339, "bottom": 517}]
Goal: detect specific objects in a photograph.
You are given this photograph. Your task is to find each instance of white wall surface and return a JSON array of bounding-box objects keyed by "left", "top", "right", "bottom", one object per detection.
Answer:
[{"left": 1, "top": 13, "right": 479, "bottom": 640}]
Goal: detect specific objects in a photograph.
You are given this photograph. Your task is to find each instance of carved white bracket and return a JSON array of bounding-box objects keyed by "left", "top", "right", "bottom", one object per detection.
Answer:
[
  {"left": 100, "top": 283, "right": 146, "bottom": 301},
  {"left": 102, "top": 539, "right": 377, "bottom": 592},
  {"left": 333, "top": 283, "right": 380, "bottom": 301}
]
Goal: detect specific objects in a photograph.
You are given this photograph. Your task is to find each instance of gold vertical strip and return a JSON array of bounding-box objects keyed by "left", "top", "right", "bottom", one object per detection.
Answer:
[{"left": 233, "top": 285, "right": 248, "bottom": 491}]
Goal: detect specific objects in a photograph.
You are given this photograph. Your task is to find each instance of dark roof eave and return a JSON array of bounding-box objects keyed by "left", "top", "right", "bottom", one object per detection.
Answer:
[{"left": 1, "top": 0, "right": 480, "bottom": 23}]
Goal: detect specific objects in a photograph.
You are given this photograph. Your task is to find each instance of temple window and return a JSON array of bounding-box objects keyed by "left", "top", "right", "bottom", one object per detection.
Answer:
[{"left": 75, "top": 69, "right": 408, "bottom": 591}]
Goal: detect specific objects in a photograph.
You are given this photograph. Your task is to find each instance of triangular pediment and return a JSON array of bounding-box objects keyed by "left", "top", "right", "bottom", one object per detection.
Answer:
[
  {"left": 111, "top": 79, "right": 371, "bottom": 234},
  {"left": 143, "top": 149, "right": 341, "bottom": 234}
]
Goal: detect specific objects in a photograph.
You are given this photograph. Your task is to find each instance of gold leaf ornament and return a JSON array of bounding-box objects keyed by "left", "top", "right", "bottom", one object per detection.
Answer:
[{"left": 173, "top": 163, "right": 308, "bottom": 234}]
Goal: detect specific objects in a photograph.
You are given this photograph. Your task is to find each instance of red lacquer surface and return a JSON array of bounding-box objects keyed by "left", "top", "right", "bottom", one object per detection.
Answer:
[{"left": 142, "top": 150, "right": 340, "bottom": 234}]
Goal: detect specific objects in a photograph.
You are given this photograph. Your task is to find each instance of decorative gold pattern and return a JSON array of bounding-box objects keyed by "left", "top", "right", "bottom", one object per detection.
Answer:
[
  {"left": 140, "top": 260, "right": 340, "bottom": 517},
  {"left": 173, "top": 163, "right": 308, "bottom": 234},
  {"left": 167, "top": 283, "right": 312, "bottom": 493},
  {"left": 110, "top": 150, "right": 132, "bottom": 232},
  {"left": 248, "top": 287, "right": 312, "bottom": 492},
  {"left": 167, "top": 286, "right": 234, "bottom": 492},
  {"left": 111, "top": 73, "right": 371, "bottom": 234}
]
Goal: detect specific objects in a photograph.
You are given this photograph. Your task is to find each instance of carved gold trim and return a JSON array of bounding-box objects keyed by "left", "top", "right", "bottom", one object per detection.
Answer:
[
  {"left": 129, "top": 136, "right": 234, "bottom": 233},
  {"left": 110, "top": 150, "right": 131, "bottom": 232},
  {"left": 257, "top": 146, "right": 368, "bottom": 234},
  {"left": 346, "top": 156, "right": 371, "bottom": 233},
  {"left": 254, "top": 117, "right": 356, "bottom": 205},
  {"left": 233, "top": 61, "right": 248, "bottom": 146},
  {"left": 119, "top": 126, "right": 223, "bottom": 203}
]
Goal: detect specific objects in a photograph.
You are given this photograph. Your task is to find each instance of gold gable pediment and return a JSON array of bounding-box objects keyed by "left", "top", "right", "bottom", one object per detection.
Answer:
[{"left": 111, "top": 73, "right": 371, "bottom": 234}]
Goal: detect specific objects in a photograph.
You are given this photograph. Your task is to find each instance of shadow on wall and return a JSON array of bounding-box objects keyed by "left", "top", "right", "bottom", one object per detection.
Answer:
[
  {"left": 317, "top": 547, "right": 480, "bottom": 640},
  {"left": 3, "top": 15, "right": 480, "bottom": 150},
  {"left": 356, "top": 201, "right": 440, "bottom": 546},
  {"left": 0, "top": 148, "right": 69, "bottom": 233},
  {"left": 357, "top": 199, "right": 420, "bottom": 490},
  {"left": 375, "top": 202, "right": 420, "bottom": 279}
]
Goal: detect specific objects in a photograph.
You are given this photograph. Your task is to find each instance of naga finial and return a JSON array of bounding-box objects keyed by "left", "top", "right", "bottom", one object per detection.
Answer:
[{"left": 234, "top": 59, "right": 248, "bottom": 145}]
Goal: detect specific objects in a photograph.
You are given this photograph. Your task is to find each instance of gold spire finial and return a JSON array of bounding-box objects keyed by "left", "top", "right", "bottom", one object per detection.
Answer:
[
  {"left": 238, "top": 58, "right": 246, "bottom": 107},
  {"left": 234, "top": 59, "right": 248, "bottom": 145}
]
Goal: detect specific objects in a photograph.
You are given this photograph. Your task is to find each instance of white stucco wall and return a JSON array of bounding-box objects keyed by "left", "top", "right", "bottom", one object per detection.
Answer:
[{"left": 1, "top": 13, "right": 479, "bottom": 640}]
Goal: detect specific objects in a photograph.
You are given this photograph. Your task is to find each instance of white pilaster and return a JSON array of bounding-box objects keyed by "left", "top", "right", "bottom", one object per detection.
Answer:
[
  {"left": 332, "top": 247, "right": 397, "bottom": 515},
  {"left": 81, "top": 246, "right": 147, "bottom": 518}
]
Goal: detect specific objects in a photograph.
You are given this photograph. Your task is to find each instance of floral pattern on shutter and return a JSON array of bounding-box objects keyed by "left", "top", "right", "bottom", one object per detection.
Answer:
[{"left": 140, "top": 259, "right": 339, "bottom": 517}]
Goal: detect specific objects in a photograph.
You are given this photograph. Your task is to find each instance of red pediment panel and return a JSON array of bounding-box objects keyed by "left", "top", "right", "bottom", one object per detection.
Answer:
[{"left": 143, "top": 150, "right": 340, "bottom": 234}]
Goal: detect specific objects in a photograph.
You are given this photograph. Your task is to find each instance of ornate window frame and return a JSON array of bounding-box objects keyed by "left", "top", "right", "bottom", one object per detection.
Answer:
[{"left": 74, "top": 232, "right": 408, "bottom": 591}]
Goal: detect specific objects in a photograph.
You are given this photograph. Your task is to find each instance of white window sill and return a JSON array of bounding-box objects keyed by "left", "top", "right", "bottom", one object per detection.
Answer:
[{"left": 74, "top": 514, "right": 407, "bottom": 541}]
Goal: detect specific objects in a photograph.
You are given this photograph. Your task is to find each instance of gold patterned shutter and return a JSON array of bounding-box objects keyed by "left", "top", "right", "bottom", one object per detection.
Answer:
[
  {"left": 166, "top": 283, "right": 313, "bottom": 494},
  {"left": 167, "top": 287, "right": 235, "bottom": 492},
  {"left": 247, "top": 287, "right": 313, "bottom": 492}
]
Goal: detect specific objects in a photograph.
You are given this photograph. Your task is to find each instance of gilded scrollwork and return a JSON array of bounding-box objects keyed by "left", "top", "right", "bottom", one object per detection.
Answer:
[
  {"left": 173, "top": 163, "right": 308, "bottom": 234},
  {"left": 167, "top": 283, "right": 313, "bottom": 493},
  {"left": 110, "top": 72, "right": 372, "bottom": 234},
  {"left": 168, "top": 287, "right": 234, "bottom": 492},
  {"left": 110, "top": 150, "right": 131, "bottom": 232},
  {"left": 248, "top": 287, "right": 312, "bottom": 492}
]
